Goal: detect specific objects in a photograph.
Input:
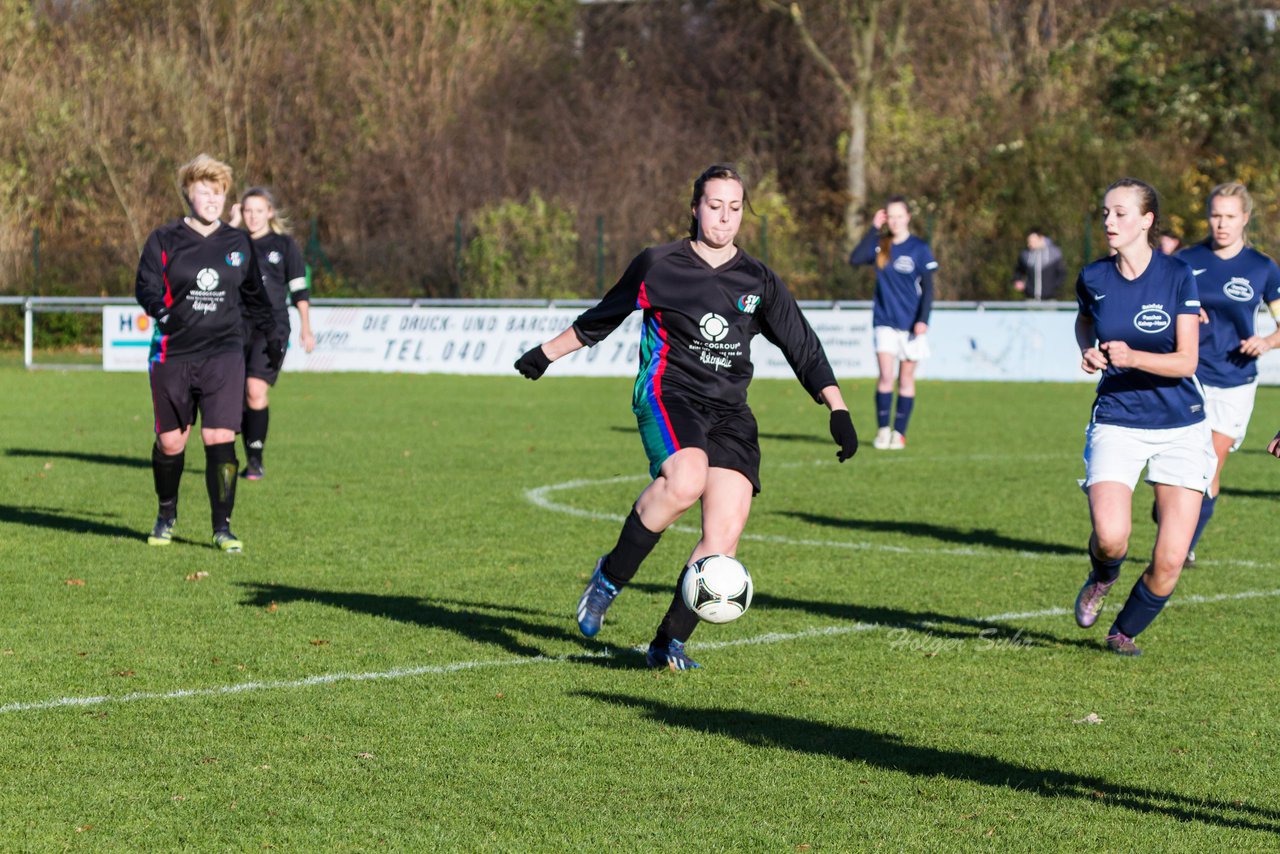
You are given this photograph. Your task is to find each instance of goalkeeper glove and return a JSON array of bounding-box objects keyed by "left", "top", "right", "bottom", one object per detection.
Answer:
[
  {"left": 829, "top": 409, "right": 859, "bottom": 462},
  {"left": 265, "top": 336, "right": 287, "bottom": 371},
  {"left": 514, "top": 346, "right": 551, "bottom": 380}
]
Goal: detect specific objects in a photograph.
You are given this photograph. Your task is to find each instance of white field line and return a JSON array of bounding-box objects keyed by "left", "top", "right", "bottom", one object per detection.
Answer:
[
  {"left": 523, "top": 474, "right": 1271, "bottom": 568},
  {"left": 3, "top": 588, "right": 1278, "bottom": 716}
]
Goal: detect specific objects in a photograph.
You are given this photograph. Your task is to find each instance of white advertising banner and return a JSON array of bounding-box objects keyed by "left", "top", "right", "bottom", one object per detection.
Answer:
[{"left": 102, "top": 304, "right": 1280, "bottom": 383}]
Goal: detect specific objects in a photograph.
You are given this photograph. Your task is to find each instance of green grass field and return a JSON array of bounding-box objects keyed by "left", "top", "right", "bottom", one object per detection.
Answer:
[{"left": 1, "top": 368, "right": 1278, "bottom": 851}]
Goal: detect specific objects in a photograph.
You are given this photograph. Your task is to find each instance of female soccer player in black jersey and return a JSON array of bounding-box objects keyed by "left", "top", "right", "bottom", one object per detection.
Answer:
[
  {"left": 135, "top": 155, "right": 285, "bottom": 553},
  {"left": 229, "top": 187, "right": 316, "bottom": 480},
  {"left": 515, "top": 164, "right": 860, "bottom": 670}
]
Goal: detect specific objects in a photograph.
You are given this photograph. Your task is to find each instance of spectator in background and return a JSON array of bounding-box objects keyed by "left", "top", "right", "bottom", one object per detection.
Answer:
[{"left": 1013, "top": 227, "right": 1067, "bottom": 301}]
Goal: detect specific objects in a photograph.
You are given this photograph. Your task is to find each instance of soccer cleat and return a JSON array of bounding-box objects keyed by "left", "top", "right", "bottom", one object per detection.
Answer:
[
  {"left": 576, "top": 557, "right": 619, "bottom": 638},
  {"left": 212, "top": 530, "right": 243, "bottom": 554},
  {"left": 646, "top": 638, "right": 700, "bottom": 671},
  {"left": 1074, "top": 572, "right": 1116, "bottom": 628},
  {"left": 147, "top": 516, "right": 176, "bottom": 546},
  {"left": 1105, "top": 631, "right": 1142, "bottom": 656},
  {"left": 239, "top": 459, "right": 264, "bottom": 481},
  {"left": 888, "top": 430, "right": 906, "bottom": 450},
  {"left": 872, "top": 427, "right": 892, "bottom": 450},
  {"left": 1184, "top": 550, "right": 1196, "bottom": 568}
]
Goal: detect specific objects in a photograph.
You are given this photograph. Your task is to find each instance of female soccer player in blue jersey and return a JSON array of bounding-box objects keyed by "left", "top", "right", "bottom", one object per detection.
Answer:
[
  {"left": 230, "top": 187, "right": 316, "bottom": 480},
  {"left": 1071, "top": 178, "right": 1215, "bottom": 656},
  {"left": 514, "top": 164, "right": 859, "bottom": 671},
  {"left": 1173, "top": 183, "right": 1280, "bottom": 564},
  {"left": 134, "top": 155, "right": 285, "bottom": 553},
  {"left": 848, "top": 197, "right": 937, "bottom": 450}
]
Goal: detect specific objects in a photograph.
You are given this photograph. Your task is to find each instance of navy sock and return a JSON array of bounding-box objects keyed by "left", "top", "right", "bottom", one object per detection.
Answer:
[
  {"left": 875, "top": 391, "right": 893, "bottom": 429},
  {"left": 601, "top": 506, "right": 662, "bottom": 588},
  {"left": 1188, "top": 493, "right": 1216, "bottom": 552},
  {"left": 204, "top": 442, "right": 238, "bottom": 533},
  {"left": 242, "top": 406, "right": 269, "bottom": 464},
  {"left": 1109, "top": 577, "right": 1170, "bottom": 639},
  {"left": 1089, "top": 548, "right": 1125, "bottom": 585},
  {"left": 653, "top": 564, "right": 699, "bottom": 646},
  {"left": 893, "top": 395, "right": 915, "bottom": 436},
  {"left": 152, "top": 443, "right": 184, "bottom": 519}
]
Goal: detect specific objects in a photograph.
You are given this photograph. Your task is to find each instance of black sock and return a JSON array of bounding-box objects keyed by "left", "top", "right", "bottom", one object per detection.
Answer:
[
  {"left": 653, "top": 564, "right": 700, "bottom": 646},
  {"left": 1089, "top": 547, "right": 1125, "bottom": 585},
  {"left": 601, "top": 506, "right": 662, "bottom": 588},
  {"left": 242, "top": 406, "right": 269, "bottom": 463},
  {"left": 205, "top": 442, "right": 238, "bottom": 533},
  {"left": 152, "top": 443, "right": 184, "bottom": 519}
]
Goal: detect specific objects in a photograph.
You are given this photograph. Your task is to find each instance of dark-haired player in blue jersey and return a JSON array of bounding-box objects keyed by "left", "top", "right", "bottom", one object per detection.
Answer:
[
  {"left": 849, "top": 196, "right": 937, "bottom": 450},
  {"left": 1072, "top": 178, "right": 1215, "bottom": 656},
  {"left": 229, "top": 187, "right": 316, "bottom": 481},
  {"left": 135, "top": 155, "right": 286, "bottom": 554},
  {"left": 513, "top": 163, "right": 859, "bottom": 671},
  {"left": 1172, "top": 182, "right": 1280, "bottom": 564}
]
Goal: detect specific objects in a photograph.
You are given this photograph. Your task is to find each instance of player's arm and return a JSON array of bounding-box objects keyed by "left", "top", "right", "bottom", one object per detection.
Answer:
[
  {"left": 1267, "top": 429, "right": 1280, "bottom": 459},
  {"left": 847, "top": 225, "right": 880, "bottom": 267},
  {"left": 239, "top": 249, "right": 276, "bottom": 337},
  {"left": 1075, "top": 306, "right": 1107, "bottom": 374},
  {"left": 134, "top": 231, "right": 182, "bottom": 334},
  {"left": 1239, "top": 298, "right": 1280, "bottom": 357},
  {"left": 285, "top": 240, "right": 315, "bottom": 353},
  {"left": 913, "top": 264, "right": 935, "bottom": 335},
  {"left": 1102, "top": 313, "right": 1199, "bottom": 377}
]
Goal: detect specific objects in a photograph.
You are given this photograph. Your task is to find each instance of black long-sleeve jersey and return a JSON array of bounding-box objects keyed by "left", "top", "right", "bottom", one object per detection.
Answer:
[
  {"left": 251, "top": 231, "right": 310, "bottom": 334},
  {"left": 572, "top": 240, "right": 838, "bottom": 413},
  {"left": 135, "top": 219, "right": 276, "bottom": 363}
]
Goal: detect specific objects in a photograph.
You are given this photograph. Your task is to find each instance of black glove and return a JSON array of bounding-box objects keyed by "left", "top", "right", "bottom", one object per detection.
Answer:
[
  {"left": 514, "top": 346, "right": 551, "bottom": 380},
  {"left": 155, "top": 309, "right": 182, "bottom": 335},
  {"left": 829, "top": 409, "right": 859, "bottom": 462},
  {"left": 265, "top": 336, "right": 287, "bottom": 371}
]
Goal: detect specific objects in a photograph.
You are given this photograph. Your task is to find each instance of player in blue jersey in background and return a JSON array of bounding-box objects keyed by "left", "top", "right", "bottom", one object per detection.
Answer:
[
  {"left": 849, "top": 196, "right": 937, "bottom": 450},
  {"left": 514, "top": 164, "right": 859, "bottom": 671},
  {"left": 1071, "top": 178, "right": 1216, "bottom": 656},
  {"left": 1171, "top": 183, "right": 1280, "bottom": 565}
]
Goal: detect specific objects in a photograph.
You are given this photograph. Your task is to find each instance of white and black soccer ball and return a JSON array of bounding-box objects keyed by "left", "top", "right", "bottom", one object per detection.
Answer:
[{"left": 681, "top": 554, "right": 753, "bottom": 624}]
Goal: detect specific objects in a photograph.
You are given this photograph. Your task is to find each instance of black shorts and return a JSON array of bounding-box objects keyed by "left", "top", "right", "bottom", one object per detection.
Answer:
[
  {"left": 244, "top": 329, "right": 282, "bottom": 385},
  {"left": 149, "top": 350, "right": 245, "bottom": 434},
  {"left": 635, "top": 395, "right": 762, "bottom": 494}
]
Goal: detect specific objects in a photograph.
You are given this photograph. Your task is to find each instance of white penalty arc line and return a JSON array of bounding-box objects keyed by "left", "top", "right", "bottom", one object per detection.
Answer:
[
  {"left": 523, "top": 475, "right": 1271, "bottom": 567},
  {"left": 3, "top": 587, "right": 1278, "bottom": 716}
]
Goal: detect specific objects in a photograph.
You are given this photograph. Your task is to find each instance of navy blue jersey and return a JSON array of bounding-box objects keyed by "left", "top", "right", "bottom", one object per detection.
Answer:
[
  {"left": 134, "top": 219, "right": 275, "bottom": 363},
  {"left": 849, "top": 228, "right": 937, "bottom": 330},
  {"left": 250, "top": 232, "right": 309, "bottom": 333},
  {"left": 572, "top": 239, "right": 837, "bottom": 413},
  {"left": 1178, "top": 242, "right": 1280, "bottom": 388},
  {"left": 1076, "top": 252, "right": 1204, "bottom": 428}
]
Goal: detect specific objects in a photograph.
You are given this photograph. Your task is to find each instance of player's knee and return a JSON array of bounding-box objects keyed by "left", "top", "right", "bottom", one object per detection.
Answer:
[{"left": 1092, "top": 529, "right": 1129, "bottom": 561}]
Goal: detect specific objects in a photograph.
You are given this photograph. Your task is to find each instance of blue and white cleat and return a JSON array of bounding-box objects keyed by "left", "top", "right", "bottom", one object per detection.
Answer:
[
  {"left": 1074, "top": 572, "right": 1115, "bottom": 629},
  {"left": 645, "top": 638, "right": 700, "bottom": 671},
  {"left": 576, "top": 557, "right": 618, "bottom": 638}
]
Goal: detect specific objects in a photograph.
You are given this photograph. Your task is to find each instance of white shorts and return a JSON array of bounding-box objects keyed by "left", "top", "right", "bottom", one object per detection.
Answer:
[
  {"left": 1202, "top": 381, "right": 1257, "bottom": 452},
  {"left": 1081, "top": 421, "right": 1215, "bottom": 493},
  {"left": 874, "top": 326, "right": 930, "bottom": 362}
]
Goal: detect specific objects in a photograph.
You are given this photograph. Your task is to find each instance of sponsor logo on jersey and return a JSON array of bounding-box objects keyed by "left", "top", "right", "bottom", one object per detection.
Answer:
[
  {"left": 225, "top": 251, "right": 244, "bottom": 267},
  {"left": 1223, "top": 277, "right": 1254, "bottom": 302},
  {"left": 699, "top": 312, "right": 729, "bottom": 342},
  {"left": 892, "top": 255, "right": 916, "bottom": 274},
  {"left": 737, "top": 294, "right": 760, "bottom": 314},
  {"left": 268, "top": 251, "right": 283, "bottom": 265},
  {"left": 1133, "top": 303, "right": 1171, "bottom": 333},
  {"left": 194, "top": 267, "right": 220, "bottom": 291}
]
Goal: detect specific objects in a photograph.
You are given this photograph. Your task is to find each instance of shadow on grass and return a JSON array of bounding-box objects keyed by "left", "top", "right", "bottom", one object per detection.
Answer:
[
  {"left": 578, "top": 692, "right": 1280, "bottom": 834},
  {"left": 1219, "top": 486, "right": 1280, "bottom": 499},
  {"left": 778, "top": 510, "right": 1079, "bottom": 557},
  {"left": 6, "top": 447, "right": 149, "bottom": 469},
  {"left": 628, "top": 580, "right": 1098, "bottom": 652},
  {"left": 238, "top": 581, "right": 638, "bottom": 663},
  {"left": 0, "top": 503, "right": 141, "bottom": 539}
]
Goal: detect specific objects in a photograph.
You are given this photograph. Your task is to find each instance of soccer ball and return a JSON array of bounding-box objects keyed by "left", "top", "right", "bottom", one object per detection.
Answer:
[{"left": 681, "top": 554, "right": 753, "bottom": 624}]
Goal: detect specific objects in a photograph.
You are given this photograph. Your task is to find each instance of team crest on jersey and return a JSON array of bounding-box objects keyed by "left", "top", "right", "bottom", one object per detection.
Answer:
[
  {"left": 699, "top": 312, "right": 729, "bottom": 342},
  {"left": 268, "top": 251, "right": 283, "bottom": 265},
  {"left": 892, "top": 256, "right": 916, "bottom": 274},
  {"left": 737, "top": 294, "right": 761, "bottom": 314},
  {"left": 1223, "top": 277, "right": 1254, "bottom": 302},
  {"left": 225, "top": 251, "right": 244, "bottom": 267},
  {"left": 1133, "top": 303, "right": 1171, "bottom": 334},
  {"left": 194, "top": 267, "right": 220, "bottom": 291}
]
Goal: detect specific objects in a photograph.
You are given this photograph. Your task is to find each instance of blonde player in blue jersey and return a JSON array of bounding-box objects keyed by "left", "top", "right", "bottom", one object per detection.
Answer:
[
  {"left": 849, "top": 197, "right": 938, "bottom": 450},
  {"left": 1171, "top": 183, "right": 1280, "bottom": 564},
  {"left": 1071, "top": 178, "right": 1215, "bottom": 656}
]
